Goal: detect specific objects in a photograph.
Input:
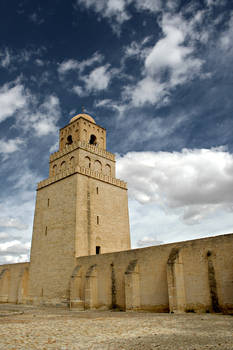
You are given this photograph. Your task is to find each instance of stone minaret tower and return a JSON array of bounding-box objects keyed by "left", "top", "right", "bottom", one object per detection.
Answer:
[{"left": 28, "top": 112, "right": 131, "bottom": 304}]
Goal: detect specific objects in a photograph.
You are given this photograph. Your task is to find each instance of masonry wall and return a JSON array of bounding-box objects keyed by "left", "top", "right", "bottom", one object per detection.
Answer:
[
  {"left": 0, "top": 262, "right": 29, "bottom": 304},
  {"left": 75, "top": 175, "right": 131, "bottom": 257},
  {"left": 28, "top": 175, "right": 77, "bottom": 305},
  {"left": 70, "top": 234, "right": 233, "bottom": 314}
]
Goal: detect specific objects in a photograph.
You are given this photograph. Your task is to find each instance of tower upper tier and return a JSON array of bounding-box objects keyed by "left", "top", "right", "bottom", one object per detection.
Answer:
[{"left": 59, "top": 112, "right": 106, "bottom": 151}]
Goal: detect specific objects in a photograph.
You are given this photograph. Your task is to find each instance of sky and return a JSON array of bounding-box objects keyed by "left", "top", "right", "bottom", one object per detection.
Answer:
[{"left": 0, "top": 0, "right": 233, "bottom": 264}]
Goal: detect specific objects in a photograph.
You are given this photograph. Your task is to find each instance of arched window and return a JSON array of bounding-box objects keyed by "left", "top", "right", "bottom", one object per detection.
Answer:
[
  {"left": 67, "top": 135, "right": 73, "bottom": 145},
  {"left": 70, "top": 157, "right": 75, "bottom": 167},
  {"left": 61, "top": 161, "right": 66, "bottom": 171},
  {"left": 84, "top": 156, "right": 91, "bottom": 169},
  {"left": 89, "top": 134, "right": 97, "bottom": 145},
  {"left": 105, "top": 164, "right": 111, "bottom": 176},
  {"left": 52, "top": 164, "right": 57, "bottom": 176},
  {"left": 94, "top": 160, "right": 102, "bottom": 173}
]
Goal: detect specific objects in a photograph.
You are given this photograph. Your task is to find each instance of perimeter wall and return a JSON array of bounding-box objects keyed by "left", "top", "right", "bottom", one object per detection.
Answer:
[{"left": 70, "top": 234, "right": 233, "bottom": 313}]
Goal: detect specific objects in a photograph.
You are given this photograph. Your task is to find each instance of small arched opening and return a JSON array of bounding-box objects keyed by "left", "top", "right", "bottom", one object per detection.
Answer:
[
  {"left": 84, "top": 156, "right": 91, "bottom": 169},
  {"left": 70, "top": 156, "right": 75, "bottom": 167},
  {"left": 84, "top": 264, "right": 98, "bottom": 310},
  {"left": 52, "top": 164, "right": 57, "bottom": 176},
  {"left": 89, "top": 134, "right": 97, "bottom": 145},
  {"left": 67, "top": 135, "right": 73, "bottom": 145},
  {"left": 105, "top": 164, "right": 111, "bottom": 176},
  {"left": 70, "top": 265, "right": 84, "bottom": 310},
  {"left": 61, "top": 161, "right": 66, "bottom": 171},
  {"left": 94, "top": 160, "right": 102, "bottom": 173}
]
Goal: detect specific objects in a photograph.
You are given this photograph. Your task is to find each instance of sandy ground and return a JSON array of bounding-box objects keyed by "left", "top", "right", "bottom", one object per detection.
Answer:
[{"left": 0, "top": 304, "right": 232, "bottom": 350}]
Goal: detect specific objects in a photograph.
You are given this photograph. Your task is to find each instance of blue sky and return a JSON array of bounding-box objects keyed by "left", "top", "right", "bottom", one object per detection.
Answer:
[{"left": 0, "top": 0, "right": 233, "bottom": 263}]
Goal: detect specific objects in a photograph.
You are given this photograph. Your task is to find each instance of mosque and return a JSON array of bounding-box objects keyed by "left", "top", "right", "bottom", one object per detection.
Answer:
[{"left": 0, "top": 112, "right": 232, "bottom": 313}]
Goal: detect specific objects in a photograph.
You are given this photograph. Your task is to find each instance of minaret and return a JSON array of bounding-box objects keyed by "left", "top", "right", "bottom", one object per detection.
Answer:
[{"left": 28, "top": 112, "right": 131, "bottom": 304}]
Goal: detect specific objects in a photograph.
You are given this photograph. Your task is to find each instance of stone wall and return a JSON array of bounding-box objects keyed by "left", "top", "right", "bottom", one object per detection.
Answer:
[
  {"left": 28, "top": 174, "right": 77, "bottom": 305},
  {"left": 70, "top": 233, "right": 233, "bottom": 314},
  {"left": 0, "top": 262, "right": 29, "bottom": 304}
]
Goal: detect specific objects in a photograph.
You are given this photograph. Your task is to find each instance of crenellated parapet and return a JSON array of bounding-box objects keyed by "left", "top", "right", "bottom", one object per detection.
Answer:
[
  {"left": 50, "top": 140, "right": 115, "bottom": 163},
  {"left": 37, "top": 165, "right": 127, "bottom": 190}
]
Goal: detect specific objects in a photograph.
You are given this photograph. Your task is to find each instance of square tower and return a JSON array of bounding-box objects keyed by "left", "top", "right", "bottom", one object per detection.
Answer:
[{"left": 28, "top": 113, "right": 131, "bottom": 304}]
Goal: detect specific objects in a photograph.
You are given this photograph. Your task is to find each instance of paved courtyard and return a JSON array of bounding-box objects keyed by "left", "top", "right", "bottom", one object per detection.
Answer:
[{"left": 0, "top": 304, "right": 232, "bottom": 350}]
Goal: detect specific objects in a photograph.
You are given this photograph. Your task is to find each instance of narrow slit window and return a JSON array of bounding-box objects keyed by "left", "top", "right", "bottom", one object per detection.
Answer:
[
  {"left": 96, "top": 246, "right": 101, "bottom": 254},
  {"left": 97, "top": 216, "right": 99, "bottom": 225},
  {"left": 45, "top": 226, "right": 47, "bottom": 236},
  {"left": 96, "top": 187, "right": 99, "bottom": 194},
  {"left": 48, "top": 198, "right": 50, "bottom": 207}
]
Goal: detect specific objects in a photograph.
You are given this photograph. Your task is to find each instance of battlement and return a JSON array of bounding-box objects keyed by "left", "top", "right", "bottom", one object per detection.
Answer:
[
  {"left": 37, "top": 165, "right": 127, "bottom": 190},
  {"left": 50, "top": 140, "right": 115, "bottom": 163}
]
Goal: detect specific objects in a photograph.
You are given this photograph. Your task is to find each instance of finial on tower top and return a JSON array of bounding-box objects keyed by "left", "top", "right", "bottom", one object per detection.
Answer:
[{"left": 81, "top": 106, "right": 85, "bottom": 113}]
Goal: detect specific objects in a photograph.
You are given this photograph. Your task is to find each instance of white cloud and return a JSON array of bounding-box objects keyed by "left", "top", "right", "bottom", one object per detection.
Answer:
[
  {"left": 0, "top": 159, "right": 39, "bottom": 264},
  {"left": 145, "top": 17, "right": 191, "bottom": 74},
  {"left": 117, "top": 147, "right": 233, "bottom": 224},
  {"left": 219, "top": 13, "right": 233, "bottom": 51},
  {"left": 125, "top": 76, "right": 167, "bottom": 107},
  {"left": 4, "top": 254, "right": 29, "bottom": 263},
  {"left": 34, "top": 95, "right": 60, "bottom": 136},
  {"left": 0, "top": 79, "right": 61, "bottom": 138},
  {"left": 0, "top": 138, "right": 23, "bottom": 155},
  {"left": 95, "top": 98, "right": 128, "bottom": 119},
  {"left": 35, "top": 58, "right": 44, "bottom": 66},
  {"left": 49, "top": 141, "right": 59, "bottom": 153},
  {"left": 58, "top": 52, "right": 103, "bottom": 75},
  {"left": 17, "top": 94, "right": 61, "bottom": 137},
  {"left": 0, "top": 240, "right": 30, "bottom": 262},
  {"left": 72, "top": 85, "right": 86, "bottom": 97},
  {"left": 137, "top": 235, "right": 163, "bottom": 247},
  {"left": 0, "top": 217, "right": 27, "bottom": 230},
  {"left": 128, "top": 200, "right": 233, "bottom": 248},
  {"left": 76, "top": 0, "right": 131, "bottom": 32},
  {"left": 58, "top": 53, "right": 111, "bottom": 95},
  {"left": 0, "top": 82, "right": 27, "bottom": 122},
  {"left": 123, "top": 36, "right": 152, "bottom": 64},
  {"left": 73, "top": 64, "right": 114, "bottom": 95},
  {"left": 84, "top": 64, "right": 111, "bottom": 91},
  {"left": 0, "top": 49, "right": 11, "bottom": 68},
  {"left": 75, "top": 0, "right": 164, "bottom": 33},
  {"left": 58, "top": 59, "right": 79, "bottom": 74},
  {"left": 134, "top": 0, "right": 162, "bottom": 13},
  {"left": 124, "top": 13, "right": 203, "bottom": 107}
]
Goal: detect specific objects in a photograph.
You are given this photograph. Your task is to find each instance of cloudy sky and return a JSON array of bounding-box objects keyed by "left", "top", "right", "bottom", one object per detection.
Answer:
[{"left": 0, "top": 0, "right": 233, "bottom": 264}]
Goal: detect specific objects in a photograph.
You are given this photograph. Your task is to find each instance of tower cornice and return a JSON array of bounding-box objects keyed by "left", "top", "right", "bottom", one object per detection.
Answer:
[{"left": 37, "top": 165, "right": 127, "bottom": 190}]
